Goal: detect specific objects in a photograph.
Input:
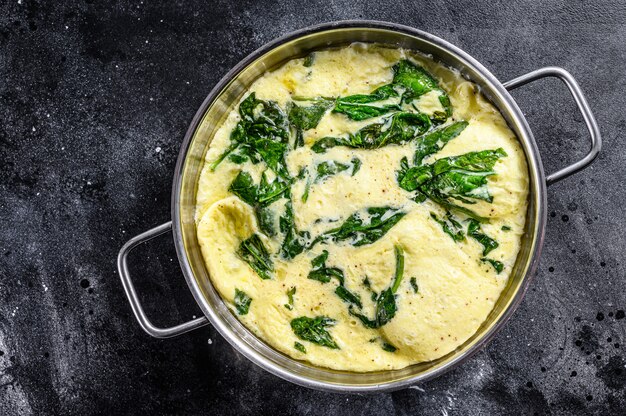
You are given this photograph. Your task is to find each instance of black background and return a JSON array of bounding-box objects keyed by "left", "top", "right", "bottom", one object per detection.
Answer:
[{"left": 1, "top": 1, "right": 625, "bottom": 414}]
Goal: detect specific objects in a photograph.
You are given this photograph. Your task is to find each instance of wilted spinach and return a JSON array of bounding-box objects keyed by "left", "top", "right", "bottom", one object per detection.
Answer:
[
  {"left": 381, "top": 342, "right": 397, "bottom": 353},
  {"left": 482, "top": 257, "right": 504, "bottom": 274},
  {"left": 234, "top": 289, "right": 252, "bottom": 315},
  {"left": 294, "top": 342, "right": 307, "bottom": 353},
  {"left": 308, "top": 250, "right": 344, "bottom": 284},
  {"left": 229, "top": 170, "right": 289, "bottom": 236},
  {"left": 430, "top": 211, "right": 465, "bottom": 242},
  {"left": 291, "top": 316, "right": 339, "bottom": 349},
  {"left": 210, "top": 93, "right": 290, "bottom": 178},
  {"left": 468, "top": 219, "right": 499, "bottom": 255},
  {"left": 413, "top": 121, "right": 468, "bottom": 165},
  {"left": 350, "top": 245, "right": 406, "bottom": 329},
  {"left": 410, "top": 277, "right": 419, "bottom": 293},
  {"left": 237, "top": 234, "right": 273, "bottom": 280},
  {"left": 314, "top": 207, "right": 406, "bottom": 247},
  {"left": 311, "top": 112, "right": 431, "bottom": 153},
  {"left": 284, "top": 286, "right": 296, "bottom": 310},
  {"left": 279, "top": 200, "right": 310, "bottom": 259},
  {"left": 333, "top": 60, "right": 452, "bottom": 122},
  {"left": 398, "top": 148, "right": 507, "bottom": 221},
  {"left": 335, "top": 285, "right": 362, "bottom": 308},
  {"left": 315, "top": 160, "right": 351, "bottom": 182}
]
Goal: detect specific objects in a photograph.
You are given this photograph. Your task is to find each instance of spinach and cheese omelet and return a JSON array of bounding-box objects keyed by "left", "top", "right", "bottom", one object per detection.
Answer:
[{"left": 195, "top": 43, "right": 528, "bottom": 372}]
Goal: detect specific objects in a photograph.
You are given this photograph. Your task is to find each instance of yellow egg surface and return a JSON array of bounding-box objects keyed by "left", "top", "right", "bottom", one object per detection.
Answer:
[{"left": 195, "top": 43, "right": 528, "bottom": 372}]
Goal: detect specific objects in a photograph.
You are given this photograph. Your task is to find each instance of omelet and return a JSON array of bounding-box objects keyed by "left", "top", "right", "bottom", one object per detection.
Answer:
[{"left": 195, "top": 43, "right": 528, "bottom": 372}]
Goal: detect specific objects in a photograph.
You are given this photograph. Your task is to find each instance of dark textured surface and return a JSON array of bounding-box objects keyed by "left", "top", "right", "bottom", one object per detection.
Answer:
[{"left": 1, "top": 0, "right": 625, "bottom": 414}]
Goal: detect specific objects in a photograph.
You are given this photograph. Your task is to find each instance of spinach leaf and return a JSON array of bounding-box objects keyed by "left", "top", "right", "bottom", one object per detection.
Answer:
[
  {"left": 229, "top": 171, "right": 258, "bottom": 205},
  {"left": 397, "top": 157, "right": 433, "bottom": 192},
  {"left": 350, "top": 245, "right": 405, "bottom": 329},
  {"left": 430, "top": 211, "right": 465, "bottom": 242},
  {"left": 291, "top": 316, "right": 339, "bottom": 349},
  {"left": 312, "top": 112, "right": 431, "bottom": 152},
  {"left": 255, "top": 206, "right": 275, "bottom": 237},
  {"left": 315, "top": 160, "right": 351, "bottom": 182},
  {"left": 301, "top": 176, "right": 311, "bottom": 202},
  {"left": 468, "top": 219, "right": 499, "bottom": 255},
  {"left": 303, "top": 53, "right": 315, "bottom": 67},
  {"left": 294, "top": 342, "right": 307, "bottom": 353},
  {"left": 332, "top": 60, "right": 452, "bottom": 122},
  {"left": 289, "top": 99, "right": 333, "bottom": 131},
  {"left": 335, "top": 285, "right": 362, "bottom": 308},
  {"left": 237, "top": 234, "right": 273, "bottom": 280},
  {"left": 234, "top": 289, "right": 252, "bottom": 315},
  {"left": 284, "top": 286, "right": 296, "bottom": 310},
  {"left": 229, "top": 170, "right": 289, "bottom": 236},
  {"left": 382, "top": 342, "right": 397, "bottom": 352},
  {"left": 316, "top": 207, "right": 406, "bottom": 247},
  {"left": 351, "top": 157, "right": 362, "bottom": 176},
  {"left": 414, "top": 121, "right": 468, "bottom": 165},
  {"left": 410, "top": 277, "right": 419, "bottom": 293},
  {"left": 210, "top": 93, "right": 290, "bottom": 177},
  {"left": 307, "top": 250, "right": 344, "bottom": 284},
  {"left": 501, "top": 225, "right": 511, "bottom": 231},
  {"left": 397, "top": 148, "right": 507, "bottom": 221},
  {"left": 279, "top": 200, "right": 310, "bottom": 260},
  {"left": 482, "top": 258, "right": 504, "bottom": 274}
]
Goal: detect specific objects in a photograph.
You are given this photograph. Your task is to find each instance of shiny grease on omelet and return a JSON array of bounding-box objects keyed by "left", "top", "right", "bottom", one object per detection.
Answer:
[{"left": 195, "top": 43, "right": 528, "bottom": 372}]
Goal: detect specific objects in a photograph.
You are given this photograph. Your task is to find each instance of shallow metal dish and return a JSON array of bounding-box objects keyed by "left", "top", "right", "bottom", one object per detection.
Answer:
[{"left": 117, "top": 21, "right": 600, "bottom": 392}]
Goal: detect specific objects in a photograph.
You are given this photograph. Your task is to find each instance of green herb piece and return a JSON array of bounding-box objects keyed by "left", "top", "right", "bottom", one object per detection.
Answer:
[
  {"left": 350, "top": 245, "right": 405, "bottom": 329},
  {"left": 229, "top": 171, "right": 257, "bottom": 205},
  {"left": 332, "top": 60, "right": 452, "bottom": 122},
  {"left": 430, "top": 211, "right": 465, "bottom": 242},
  {"left": 284, "top": 286, "right": 296, "bottom": 310},
  {"left": 335, "top": 285, "right": 362, "bottom": 308},
  {"left": 238, "top": 234, "right": 273, "bottom": 280},
  {"left": 382, "top": 342, "right": 397, "bottom": 352},
  {"left": 303, "top": 54, "right": 314, "bottom": 67},
  {"left": 397, "top": 148, "right": 507, "bottom": 221},
  {"left": 308, "top": 250, "right": 345, "bottom": 284},
  {"left": 482, "top": 258, "right": 504, "bottom": 274},
  {"left": 362, "top": 277, "right": 371, "bottom": 289},
  {"left": 312, "top": 112, "right": 431, "bottom": 153},
  {"left": 410, "top": 277, "right": 419, "bottom": 293},
  {"left": 279, "top": 200, "right": 310, "bottom": 260},
  {"left": 302, "top": 176, "right": 311, "bottom": 202},
  {"left": 234, "top": 289, "right": 252, "bottom": 315},
  {"left": 289, "top": 99, "right": 333, "bottom": 131},
  {"left": 294, "top": 342, "right": 307, "bottom": 353},
  {"left": 413, "top": 121, "right": 468, "bottom": 165},
  {"left": 315, "top": 160, "right": 351, "bottom": 182},
  {"left": 227, "top": 153, "right": 249, "bottom": 164},
  {"left": 229, "top": 170, "right": 289, "bottom": 236},
  {"left": 501, "top": 225, "right": 511, "bottom": 231},
  {"left": 210, "top": 93, "right": 290, "bottom": 177},
  {"left": 291, "top": 316, "right": 339, "bottom": 349},
  {"left": 468, "top": 219, "right": 499, "bottom": 256},
  {"left": 351, "top": 157, "right": 362, "bottom": 176},
  {"left": 315, "top": 207, "right": 406, "bottom": 247}
]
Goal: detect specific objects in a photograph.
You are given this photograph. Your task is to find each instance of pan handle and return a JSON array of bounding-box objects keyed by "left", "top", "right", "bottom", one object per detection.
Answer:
[
  {"left": 503, "top": 67, "right": 601, "bottom": 186},
  {"left": 117, "top": 221, "right": 209, "bottom": 338}
]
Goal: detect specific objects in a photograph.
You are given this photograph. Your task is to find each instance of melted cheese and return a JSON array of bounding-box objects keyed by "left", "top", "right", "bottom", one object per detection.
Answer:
[{"left": 195, "top": 44, "right": 529, "bottom": 372}]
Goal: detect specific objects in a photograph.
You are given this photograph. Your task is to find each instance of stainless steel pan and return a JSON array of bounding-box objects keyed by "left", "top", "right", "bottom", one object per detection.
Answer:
[{"left": 117, "top": 21, "right": 601, "bottom": 392}]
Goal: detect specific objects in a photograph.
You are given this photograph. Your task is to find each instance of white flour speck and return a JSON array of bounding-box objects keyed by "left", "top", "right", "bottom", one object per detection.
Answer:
[
  {"left": 155, "top": 146, "right": 161, "bottom": 153},
  {"left": 208, "top": 339, "right": 213, "bottom": 345},
  {"left": 409, "top": 385, "right": 425, "bottom": 392},
  {"left": 11, "top": 306, "right": 19, "bottom": 317}
]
